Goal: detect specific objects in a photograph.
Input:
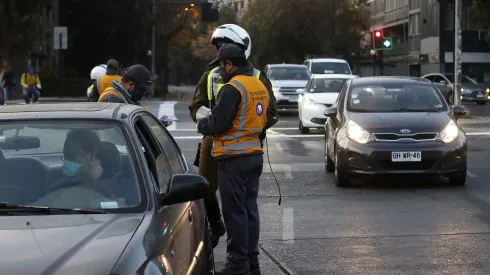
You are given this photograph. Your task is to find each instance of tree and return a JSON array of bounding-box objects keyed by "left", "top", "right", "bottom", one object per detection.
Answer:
[{"left": 240, "top": 0, "right": 370, "bottom": 68}]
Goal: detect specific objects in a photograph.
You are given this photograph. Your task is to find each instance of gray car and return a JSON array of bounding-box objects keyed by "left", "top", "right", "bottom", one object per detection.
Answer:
[
  {"left": 0, "top": 103, "right": 214, "bottom": 275},
  {"left": 421, "top": 73, "right": 490, "bottom": 105},
  {"left": 264, "top": 64, "right": 311, "bottom": 111}
]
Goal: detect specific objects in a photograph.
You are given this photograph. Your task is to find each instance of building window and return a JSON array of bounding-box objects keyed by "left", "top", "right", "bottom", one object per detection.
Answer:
[
  {"left": 409, "top": 13, "right": 419, "bottom": 36},
  {"left": 240, "top": 0, "right": 244, "bottom": 10}
]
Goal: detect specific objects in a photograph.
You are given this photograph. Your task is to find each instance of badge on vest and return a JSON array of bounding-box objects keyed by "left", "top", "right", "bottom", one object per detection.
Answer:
[{"left": 256, "top": 102, "right": 264, "bottom": 116}]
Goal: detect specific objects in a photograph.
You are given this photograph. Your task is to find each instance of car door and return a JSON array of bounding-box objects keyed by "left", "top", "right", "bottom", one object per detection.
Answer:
[
  {"left": 327, "top": 81, "right": 348, "bottom": 158},
  {"left": 433, "top": 75, "right": 451, "bottom": 93},
  {"left": 139, "top": 113, "right": 201, "bottom": 275}
]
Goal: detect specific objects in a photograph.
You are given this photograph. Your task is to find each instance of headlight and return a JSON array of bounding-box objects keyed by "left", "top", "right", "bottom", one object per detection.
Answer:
[
  {"left": 346, "top": 121, "right": 374, "bottom": 144},
  {"left": 305, "top": 98, "right": 322, "bottom": 107},
  {"left": 486, "top": 88, "right": 489, "bottom": 93},
  {"left": 438, "top": 120, "right": 459, "bottom": 144}
]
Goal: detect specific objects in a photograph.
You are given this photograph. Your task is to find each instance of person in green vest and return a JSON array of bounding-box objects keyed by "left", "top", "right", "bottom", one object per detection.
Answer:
[{"left": 187, "top": 24, "right": 278, "bottom": 265}]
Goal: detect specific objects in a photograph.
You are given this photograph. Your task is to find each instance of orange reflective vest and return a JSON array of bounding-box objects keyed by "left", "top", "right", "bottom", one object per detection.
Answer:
[
  {"left": 97, "top": 87, "right": 128, "bottom": 103},
  {"left": 212, "top": 75, "right": 269, "bottom": 158},
  {"left": 97, "top": 75, "right": 122, "bottom": 96}
]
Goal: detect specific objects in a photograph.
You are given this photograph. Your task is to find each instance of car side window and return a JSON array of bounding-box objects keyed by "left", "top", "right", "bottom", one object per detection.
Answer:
[
  {"left": 334, "top": 82, "right": 348, "bottom": 108},
  {"left": 433, "top": 75, "right": 444, "bottom": 83},
  {"left": 140, "top": 114, "right": 185, "bottom": 174},
  {"left": 134, "top": 119, "right": 171, "bottom": 193},
  {"left": 423, "top": 75, "right": 434, "bottom": 82}
]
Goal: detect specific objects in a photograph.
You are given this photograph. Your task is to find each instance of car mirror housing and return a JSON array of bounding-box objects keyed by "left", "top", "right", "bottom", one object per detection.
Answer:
[
  {"left": 160, "top": 174, "right": 208, "bottom": 206},
  {"left": 452, "top": 105, "right": 468, "bottom": 120},
  {"left": 323, "top": 107, "right": 337, "bottom": 118}
]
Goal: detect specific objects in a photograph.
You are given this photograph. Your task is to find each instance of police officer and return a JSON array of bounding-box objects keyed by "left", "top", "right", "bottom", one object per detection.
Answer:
[
  {"left": 90, "top": 59, "right": 122, "bottom": 101},
  {"left": 188, "top": 24, "right": 278, "bottom": 250},
  {"left": 98, "top": 64, "right": 153, "bottom": 104},
  {"left": 87, "top": 64, "right": 107, "bottom": 102},
  {"left": 197, "top": 44, "right": 269, "bottom": 275}
]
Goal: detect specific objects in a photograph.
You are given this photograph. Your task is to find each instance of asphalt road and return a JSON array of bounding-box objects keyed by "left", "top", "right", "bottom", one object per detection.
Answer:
[{"left": 141, "top": 98, "right": 490, "bottom": 275}]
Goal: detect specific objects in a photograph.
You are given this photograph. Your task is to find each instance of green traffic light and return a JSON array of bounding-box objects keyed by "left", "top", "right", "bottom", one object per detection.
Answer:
[{"left": 382, "top": 38, "right": 392, "bottom": 49}]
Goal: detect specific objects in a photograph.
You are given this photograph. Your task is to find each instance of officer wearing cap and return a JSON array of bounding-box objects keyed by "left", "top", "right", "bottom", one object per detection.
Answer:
[
  {"left": 89, "top": 59, "right": 122, "bottom": 102},
  {"left": 197, "top": 44, "right": 269, "bottom": 275},
  {"left": 98, "top": 64, "right": 153, "bottom": 104}
]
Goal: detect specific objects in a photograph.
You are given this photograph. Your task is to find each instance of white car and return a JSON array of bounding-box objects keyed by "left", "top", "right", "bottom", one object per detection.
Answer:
[
  {"left": 297, "top": 74, "right": 356, "bottom": 133},
  {"left": 303, "top": 58, "right": 353, "bottom": 75}
]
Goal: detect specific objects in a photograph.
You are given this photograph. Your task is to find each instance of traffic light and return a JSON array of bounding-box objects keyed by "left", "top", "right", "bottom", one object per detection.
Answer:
[
  {"left": 373, "top": 30, "right": 383, "bottom": 49},
  {"left": 381, "top": 37, "right": 392, "bottom": 49}
]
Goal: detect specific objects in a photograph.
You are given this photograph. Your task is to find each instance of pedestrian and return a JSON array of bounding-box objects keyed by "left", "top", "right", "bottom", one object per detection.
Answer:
[
  {"left": 188, "top": 24, "right": 278, "bottom": 253},
  {"left": 197, "top": 43, "right": 270, "bottom": 275},
  {"left": 20, "top": 65, "right": 41, "bottom": 104},
  {"left": 91, "top": 59, "right": 122, "bottom": 100},
  {"left": 97, "top": 64, "right": 153, "bottom": 104},
  {"left": 1, "top": 62, "right": 16, "bottom": 102},
  {"left": 87, "top": 64, "right": 107, "bottom": 102}
]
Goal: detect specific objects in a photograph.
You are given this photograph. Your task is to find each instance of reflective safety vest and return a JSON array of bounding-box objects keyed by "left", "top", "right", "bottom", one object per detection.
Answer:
[
  {"left": 97, "top": 75, "right": 122, "bottom": 96},
  {"left": 98, "top": 87, "right": 128, "bottom": 103},
  {"left": 212, "top": 75, "right": 269, "bottom": 158},
  {"left": 86, "top": 84, "right": 94, "bottom": 96},
  {"left": 207, "top": 67, "right": 261, "bottom": 107}
]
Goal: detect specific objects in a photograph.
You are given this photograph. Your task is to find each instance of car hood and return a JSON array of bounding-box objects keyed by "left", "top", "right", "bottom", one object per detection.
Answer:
[
  {"left": 0, "top": 213, "right": 144, "bottom": 275},
  {"left": 305, "top": 92, "right": 339, "bottom": 104},
  {"left": 348, "top": 112, "right": 451, "bottom": 133},
  {"left": 271, "top": 80, "right": 308, "bottom": 88}
]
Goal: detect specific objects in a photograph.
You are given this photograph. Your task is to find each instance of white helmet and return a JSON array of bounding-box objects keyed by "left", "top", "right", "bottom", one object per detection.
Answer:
[
  {"left": 90, "top": 64, "right": 107, "bottom": 80},
  {"left": 211, "top": 24, "right": 251, "bottom": 59}
]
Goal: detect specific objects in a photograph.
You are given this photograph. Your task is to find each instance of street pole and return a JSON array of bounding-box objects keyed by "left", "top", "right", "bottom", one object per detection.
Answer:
[
  {"left": 453, "top": 0, "right": 462, "bottom": 106},
  {"left": 151, "top": 0, "right": 156, "bottom": 82}
]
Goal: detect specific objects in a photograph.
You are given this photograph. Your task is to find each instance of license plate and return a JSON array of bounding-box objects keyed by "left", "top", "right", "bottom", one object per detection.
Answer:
[
  {"left": 391, "top": 151, "right": 421, "bottom": 162},
  {"left": 289, "top": 97, "right": 298, "bottom": 102},
  {"left": 477, "top": 94, "right": 484, "bottom": 98}
]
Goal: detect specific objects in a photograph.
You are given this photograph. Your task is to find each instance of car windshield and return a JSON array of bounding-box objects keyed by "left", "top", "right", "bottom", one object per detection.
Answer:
[
  {"left": 443, "top": 74, "right": 476, "bottom": 84},
  {"left": 0, "top": 120, "right": 143, "bottom": 212},
  {"left": 347, "top": 83, "right": 447, "bottom": 112},
  {"left": 268, "top": 67, "right": 311, "bottom": 80},
  {"left": 308, "top": 78, "right": 348, "bottom": 93},
  {"left": 310, "top": 62, "right": 351, "bottom": 74}
]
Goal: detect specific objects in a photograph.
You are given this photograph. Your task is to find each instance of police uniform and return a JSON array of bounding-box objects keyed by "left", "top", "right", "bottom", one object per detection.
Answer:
[{"left": 197, "top": 44, "right": 270, "bottom": 275}]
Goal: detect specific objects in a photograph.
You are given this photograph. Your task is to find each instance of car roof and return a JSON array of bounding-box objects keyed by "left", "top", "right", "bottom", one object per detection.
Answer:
[
  {"left": 306, "top": 58, "right": 348, "bottom": 63},
  {"left": 0, "top": 103, "right": 145, "bottom": 120},
  {"left": 266, "top": 64, "right": 307, "bottom": 68},
  {"left": 351, "top": 76, "right": 432, "bottom": 85},
  {"left": 311, "top": 74, "right": 356, "bottom": 79}
]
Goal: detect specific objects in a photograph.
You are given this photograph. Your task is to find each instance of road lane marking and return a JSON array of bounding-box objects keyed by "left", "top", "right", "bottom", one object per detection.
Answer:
[
  {"left": 158, "top": 101, "right": 177, "bottom": 130},
  {"left": 466, "top": 132, "right": 490, "bottom": 136},
  {"left": 274, "top": 142, "right": 283, "bottom": 151},
  {"left": 282, "top": 207, "right": 294, "bottom": 243},
  {"left": 467, "top": 170, "right": 478, "bottom": 178},
  {"left": 284, "top": 165, "right": 293, "bottom": 179}
]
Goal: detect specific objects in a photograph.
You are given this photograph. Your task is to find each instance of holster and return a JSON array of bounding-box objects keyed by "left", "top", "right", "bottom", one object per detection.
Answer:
[{"left": 193, "top": 142, "right": 201, "bottom": 167}]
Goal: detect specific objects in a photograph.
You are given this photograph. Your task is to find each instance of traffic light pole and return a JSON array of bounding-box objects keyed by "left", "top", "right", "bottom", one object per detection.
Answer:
[{"left": 453, "top": 0, "right": 462, "bottom": 106}]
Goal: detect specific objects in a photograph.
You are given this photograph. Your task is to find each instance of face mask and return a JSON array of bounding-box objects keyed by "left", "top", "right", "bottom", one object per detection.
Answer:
[
  {"left": 219, "top": 65, "right": 230, "bottom": 82},
  {"left": 62, "top": 160, "right": 81, "bottom": 176}
]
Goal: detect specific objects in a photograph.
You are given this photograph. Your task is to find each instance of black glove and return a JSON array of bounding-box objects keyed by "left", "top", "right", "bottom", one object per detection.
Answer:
[{"left": 259, "top": 131, "right": 266, "bottom": 148}]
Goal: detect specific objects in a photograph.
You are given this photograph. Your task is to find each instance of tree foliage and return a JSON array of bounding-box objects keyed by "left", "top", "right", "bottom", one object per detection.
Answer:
[{"left": 240, "top": 0, "right": 370, "bottom": 68}]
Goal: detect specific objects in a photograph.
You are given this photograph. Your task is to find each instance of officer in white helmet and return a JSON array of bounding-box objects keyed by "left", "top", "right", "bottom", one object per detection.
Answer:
[
  {"left": 87, "top": 64, "right": 106, "bottom": 102},
  {"left": 188, "top": 24, "right": 278, "bottom": 275}
]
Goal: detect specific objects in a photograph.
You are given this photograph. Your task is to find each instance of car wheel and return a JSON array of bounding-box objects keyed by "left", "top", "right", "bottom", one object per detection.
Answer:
[
  {"left": 447, "top": 91, "right": 454, "bottom": 106},
  {"left": 448, "top": 169, "right": 466, "bottom": 186},
  {"left": 476, "top": 100, "right": 487, "bottom": 105},
  {"left": 324, "top": 133, "right": 334, "bottom": 173},
  {"left": 299, "top": 120, "right": 309, "bottom": 134},
  {"left": 334, "top": 151, "right": 349, "bottom": 187},
  {"left": 200, "top": 221, "right": 215, "bottom": 275}
]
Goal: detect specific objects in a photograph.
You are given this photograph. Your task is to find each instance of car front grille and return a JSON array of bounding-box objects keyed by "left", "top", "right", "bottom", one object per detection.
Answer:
[
  {"left": 376, "top": 160, "right": 436, "bottom": 170},
  {"left": 373, "top": 133, "right": 438, "bottom": 141},
  {"left": 279, "top": 87, "right": 300, "bottom": 96}
]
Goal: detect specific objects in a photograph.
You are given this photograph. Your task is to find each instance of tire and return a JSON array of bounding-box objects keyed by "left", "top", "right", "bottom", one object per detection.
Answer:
[
  {"left": 476, "top": 100, "right": 487, "bottom": 105},
  {"left": 324, "top": 134, "right": 334, "bottom": 173},
  {"left": 334, "top": 151, "right": 349, "bottom": 187},
  {"left": 447, "top": 91, "right": 454, "bottom": 106},
  {"left": 448, "top": 169, "right": 466, "bottom": 186},
  {"left": 200, "top": 221, "right": 215, "bottom": 275},
  {"left": 299, "top": 120, "right": 309, "bottom": 134}
]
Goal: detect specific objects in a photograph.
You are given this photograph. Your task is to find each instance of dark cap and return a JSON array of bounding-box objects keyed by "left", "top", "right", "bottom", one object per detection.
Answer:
[
  {"left": 209, "top": 43, "right": 246, "bottom": 66},
  {"left": 107, "top": 59, "right": 119, "bottom": 70},
  {"left": 124, "top": 64, "right": 154, "bottom": 96}
]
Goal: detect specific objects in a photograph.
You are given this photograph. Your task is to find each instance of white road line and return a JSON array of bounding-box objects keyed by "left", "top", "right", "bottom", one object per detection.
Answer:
[
  {"left": 466, "top": 132, "right": 490, "bottom": 136},
  {"left": 467, "top": 170, "right": 478, "bottom": 178},
  {"left": 158, "top": 102, "right": 178, "bottom": 130},
  {"left": 284, "top": 165, "right": 293, "bottom": 179},
  {"left": 274, "top": 142, "right": 283, "bottom": 151},
  {"left": 282, "top": 207, "right": 294, "bottom": 243}
]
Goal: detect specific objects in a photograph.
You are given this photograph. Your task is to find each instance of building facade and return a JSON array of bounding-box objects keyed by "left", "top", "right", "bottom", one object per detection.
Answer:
[
  {"left": 366, "top": 0, "right": 490, "bottom": 80},
  {"left": 232, "top": 0, "right": 253, "bottom": 20}
]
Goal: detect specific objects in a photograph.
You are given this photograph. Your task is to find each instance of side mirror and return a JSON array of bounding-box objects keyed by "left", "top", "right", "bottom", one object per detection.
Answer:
[
  {"left": 296, "top": 88, "right": 304, "bottom": 94},
  {"left": 439, "top": 80, "right": 447, "bottom": 85},
  {"left": 452, "top": 105, "right": 468, "bottom": 120},
  {"left": 159, "top": 174, "right": 209, "bottom": 206},
  {"left": 323, "top": 107, "right": 337, "bottom": 118}
]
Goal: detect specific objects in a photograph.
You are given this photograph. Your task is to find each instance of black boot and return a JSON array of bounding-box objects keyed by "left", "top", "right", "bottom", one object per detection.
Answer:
[{"left": 209, "top": 219, "right": 226, "bottom": 248}]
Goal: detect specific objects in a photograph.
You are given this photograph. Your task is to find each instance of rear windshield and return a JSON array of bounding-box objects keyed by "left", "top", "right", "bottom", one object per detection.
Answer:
[
  {"left": 268, "top": 67, "right": 311, "bottom": 80},
  {"left": 311, "top": 62, "right": 351, "bottom": 75},
  {"left": 347, "top": 83, "right": 447, "bottom": 113}
]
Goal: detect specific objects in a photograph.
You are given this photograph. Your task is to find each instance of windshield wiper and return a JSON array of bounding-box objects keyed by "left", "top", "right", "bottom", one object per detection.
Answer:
[{"left": 0, "top": 202, "right": 107, "bottom": 215}]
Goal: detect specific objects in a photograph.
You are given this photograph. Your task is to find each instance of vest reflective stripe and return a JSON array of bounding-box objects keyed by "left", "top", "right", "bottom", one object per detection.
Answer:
[
  {"left": 86, "top": 84, "right": 94, "bottom": 96},
  {"left": 97, "top": 75, "right": 122, "bottom": 95},
  {"left": 212, "top": 75, "right": 269, "bottom": 158},
  {"left": 98, "top": 87, "right": 128, "bottom": 103},
  {"left": 206, "top": 68, "right": 261, "bottom": 102}
]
